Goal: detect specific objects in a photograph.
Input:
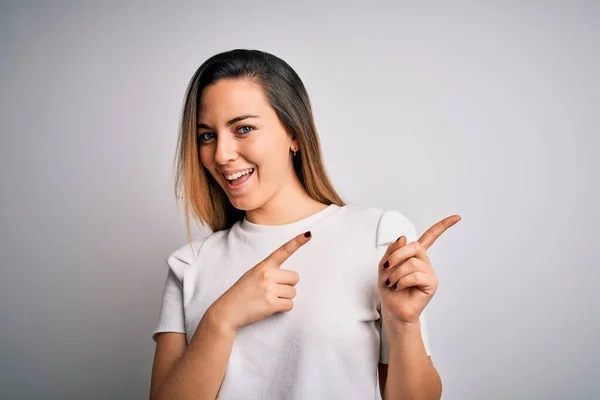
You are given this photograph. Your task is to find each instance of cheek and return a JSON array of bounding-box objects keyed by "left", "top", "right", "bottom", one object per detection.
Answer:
[
  {"left": 199, "top": 145, "right": 213, "bottom": 166},
  {"left": 198, "top": 148, "right": 217, "bottom": 177},
  {"left": 254, "top": 144, "right": 287, "bottom": 178},
  {"left": 252, "top": 132, "right": 289, "bottom": 168}
]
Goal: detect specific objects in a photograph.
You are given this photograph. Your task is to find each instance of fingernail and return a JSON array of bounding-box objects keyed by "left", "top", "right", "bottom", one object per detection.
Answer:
[
  {"left": 304, "top": 231, "right": 312, "bottom": 238},
  {"left": 395, "top": 236, "right": 401, "bottom": 242},
  {"left": 384, "top": 278, "right": 390, "bottom": 286},
  {"left": 391, "top": 283, "right": 398, "bottom": 290},
  {"left": 383, "top": 260, "right": 389, "bottom": 269}
]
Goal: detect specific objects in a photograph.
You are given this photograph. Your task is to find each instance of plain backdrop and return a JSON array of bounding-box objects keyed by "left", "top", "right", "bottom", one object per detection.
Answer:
[{"left": 1, "top": 1, "right": 598, "bottom": 399}]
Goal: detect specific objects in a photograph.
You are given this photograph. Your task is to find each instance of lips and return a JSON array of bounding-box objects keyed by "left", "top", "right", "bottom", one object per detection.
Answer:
[
  {"left": 223, "top": 168, "right": 254, "bottom": 190},
  {"left": 222, "top": 167, "right": 254, "bottom": 181}
]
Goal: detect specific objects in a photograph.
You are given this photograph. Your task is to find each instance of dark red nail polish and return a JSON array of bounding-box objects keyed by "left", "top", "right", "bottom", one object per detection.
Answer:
[
  {"left": 383, "top": 260, "right": 389, "bottom": 269},
  {"left": 304, "top": 231, "right": 312, "bottom": 238},
  {"left": 384, "top": 278, "right": 390, "bottom": 286},
  {"left": 391, "top": 283, "right": 398, "bottom": 290}
]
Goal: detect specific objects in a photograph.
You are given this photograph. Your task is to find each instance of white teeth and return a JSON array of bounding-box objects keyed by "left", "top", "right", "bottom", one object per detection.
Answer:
[{"left": 224, "top": 168, "right": 254, "bottom": 181}]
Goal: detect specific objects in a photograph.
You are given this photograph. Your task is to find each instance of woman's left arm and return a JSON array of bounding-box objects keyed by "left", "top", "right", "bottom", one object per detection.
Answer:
[
  {"left": 378, "top": 214, "right": 460, "bottom": 400},
  {"left": 379, "top": 325, "right": 441, "bottom": 399}
]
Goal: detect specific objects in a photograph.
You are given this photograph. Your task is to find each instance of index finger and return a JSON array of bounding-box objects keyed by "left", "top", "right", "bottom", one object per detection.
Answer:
[
  {"left": 418, "top": 215, "right": 461, "bottom": 250},
  {"left": 266, "top": 230, "right": 312, "bottom": 268}
]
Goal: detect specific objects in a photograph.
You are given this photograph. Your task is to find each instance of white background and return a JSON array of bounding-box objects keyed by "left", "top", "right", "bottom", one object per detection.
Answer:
[{"left": 1, "top": 1, "right": 598, "bottom": 398}]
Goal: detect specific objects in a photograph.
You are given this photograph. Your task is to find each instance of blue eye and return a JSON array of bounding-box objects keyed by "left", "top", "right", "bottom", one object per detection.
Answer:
[
  {"left": 197, "top": 132, "right": 215, "bottom": 143},
  {"left": 237, "top": 126, "right": 254, "bottom": 135},
  {"left": 197, "top": 126, "right": 253, "bottom": 144}
]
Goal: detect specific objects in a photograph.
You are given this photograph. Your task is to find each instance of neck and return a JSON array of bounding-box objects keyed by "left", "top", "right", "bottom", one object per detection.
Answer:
[{"left": 245, "top": 174, "right": 328, "bottom": 226}]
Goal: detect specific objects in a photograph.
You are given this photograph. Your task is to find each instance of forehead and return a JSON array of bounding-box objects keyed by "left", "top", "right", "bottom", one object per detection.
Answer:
[{"left": 197, "top": 79, "right": 268, "bottom": 121}]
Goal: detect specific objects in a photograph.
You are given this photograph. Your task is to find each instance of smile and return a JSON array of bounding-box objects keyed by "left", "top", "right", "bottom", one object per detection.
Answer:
[{"left": 222, "top": 168, "right": 254, "bottom": 190}]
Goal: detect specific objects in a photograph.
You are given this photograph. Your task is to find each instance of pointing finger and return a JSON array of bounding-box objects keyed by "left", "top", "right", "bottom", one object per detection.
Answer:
[
  {"left": 267, "top": 231, "right": 312, "bottom": 268},
  {"left": 418, "top": 215, "right": 461, "bottom": 250}
]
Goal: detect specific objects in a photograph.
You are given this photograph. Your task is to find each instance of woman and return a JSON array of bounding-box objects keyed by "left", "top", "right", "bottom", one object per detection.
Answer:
[{"left": 150, "top": 49, "right": 459, "bottom": 400}]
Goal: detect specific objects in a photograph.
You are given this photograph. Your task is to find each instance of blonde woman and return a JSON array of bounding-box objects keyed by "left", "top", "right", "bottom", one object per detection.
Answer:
[{"left": 150, "top": 49, "right": 459, "bottom": 400}]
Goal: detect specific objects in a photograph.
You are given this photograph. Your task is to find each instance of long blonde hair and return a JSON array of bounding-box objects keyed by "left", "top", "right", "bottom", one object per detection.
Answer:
[{"left": 173, "top": 49, "right": 345, "bottom": 241}]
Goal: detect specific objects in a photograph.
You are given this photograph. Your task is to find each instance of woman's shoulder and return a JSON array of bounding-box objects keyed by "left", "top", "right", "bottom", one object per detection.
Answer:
[
  {"left": 164, "top": 238, "right": 204, "bottom": 280},
  {"left": 340, "top": 204, "right": 417, "bottom": 247},
  {"left": 165, "top": 229, "right": 228, "bottom": 280},
  {"left": 340, "top": 204, "right": 411, "bottom": 225}
]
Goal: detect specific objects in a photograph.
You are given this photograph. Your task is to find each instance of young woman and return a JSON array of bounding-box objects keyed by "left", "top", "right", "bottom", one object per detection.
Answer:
[{"left": 150, "top": 49, "right": 459, "bottom": 400}]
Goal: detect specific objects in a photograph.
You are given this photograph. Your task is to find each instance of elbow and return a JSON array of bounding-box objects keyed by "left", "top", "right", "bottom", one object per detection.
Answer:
[
  {"left": 430, "top": 368, "right": 443, "bottom": 400},
  {"left": 149, "top": 385, "right": 164, "bottom": 400}
]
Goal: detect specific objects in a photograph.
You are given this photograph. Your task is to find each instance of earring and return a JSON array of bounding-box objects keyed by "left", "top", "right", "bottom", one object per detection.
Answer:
[{"left": 292, "top": 149, "right": 298, "bottom": 157}]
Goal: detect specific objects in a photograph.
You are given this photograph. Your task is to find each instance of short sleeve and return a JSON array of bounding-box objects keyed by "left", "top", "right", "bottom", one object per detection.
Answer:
[
  {"left": 152, "top": 241, "right": 201, "bottom": 342},
  {"left": 376, "top": 210, "right": 432, "bottom": 363}
]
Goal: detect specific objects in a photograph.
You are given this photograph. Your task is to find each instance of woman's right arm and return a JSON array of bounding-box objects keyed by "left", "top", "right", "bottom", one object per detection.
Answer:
[
  {"left": 149, "top": 304, "right": 235, "bottom": 400},
  {"left": 150, "top": 230, "right": 312, "bottom": 399}
]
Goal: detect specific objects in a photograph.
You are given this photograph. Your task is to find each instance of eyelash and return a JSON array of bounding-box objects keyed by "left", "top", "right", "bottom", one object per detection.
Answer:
[{"left": 197, "top": 125, "right": 255, "bottom": 144}]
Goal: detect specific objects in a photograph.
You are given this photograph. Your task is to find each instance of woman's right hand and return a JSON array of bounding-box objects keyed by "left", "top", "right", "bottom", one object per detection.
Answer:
[{"left": 209, "top": 230, "right": 313, "bottom": 331}]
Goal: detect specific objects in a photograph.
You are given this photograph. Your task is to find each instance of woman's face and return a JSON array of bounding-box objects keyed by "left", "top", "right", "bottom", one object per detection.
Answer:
[{"left": 197, "top": 78, "right": 298, "bottom": 211}]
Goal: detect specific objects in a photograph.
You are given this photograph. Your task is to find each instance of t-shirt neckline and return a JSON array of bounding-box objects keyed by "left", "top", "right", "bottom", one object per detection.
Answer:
[{"left": 240, "top": 204, "right": 341, "bottom": 234}]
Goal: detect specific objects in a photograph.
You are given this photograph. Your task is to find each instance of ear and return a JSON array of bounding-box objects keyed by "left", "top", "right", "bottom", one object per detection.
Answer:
[{"left": 290, "top": 135, "right": 300, "bottom": 152}]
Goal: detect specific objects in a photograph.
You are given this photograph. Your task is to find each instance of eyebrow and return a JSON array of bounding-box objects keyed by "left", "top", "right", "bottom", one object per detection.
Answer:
[{"left": 197, "top": 114, "right": 259, "bottom": 130}]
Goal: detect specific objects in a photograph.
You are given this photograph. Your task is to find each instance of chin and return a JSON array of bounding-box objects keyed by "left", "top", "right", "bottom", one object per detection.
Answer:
[{"left": 228, "top": 195, "right": 259, "bottom": 212}]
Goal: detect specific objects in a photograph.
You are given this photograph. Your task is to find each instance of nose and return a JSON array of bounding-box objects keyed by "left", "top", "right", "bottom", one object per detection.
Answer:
[{"left": 213, "top": 132, "right": 238, "bottom": 165}]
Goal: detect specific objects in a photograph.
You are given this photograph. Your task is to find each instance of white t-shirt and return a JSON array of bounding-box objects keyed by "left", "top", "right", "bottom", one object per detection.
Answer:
[{"left": 153, "top": 204, "right": 431, "bottom": 399}]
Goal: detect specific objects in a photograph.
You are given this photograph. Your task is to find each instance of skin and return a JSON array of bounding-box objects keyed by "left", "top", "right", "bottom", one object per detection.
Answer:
[
  {"left": 196, "top": 78, "right": 327, "bottom": 224},
  {"left": 378, "top": 215, "right": 461, "bottom": 399},
  {"left": 150, "top": 77, "right": 461, "bottom": 400},
  {"left": 150, "top": 78, "right": 326, "bottom": 400},
  {"left": 150, "top": 231, "right": 312, "bottom": 400}
]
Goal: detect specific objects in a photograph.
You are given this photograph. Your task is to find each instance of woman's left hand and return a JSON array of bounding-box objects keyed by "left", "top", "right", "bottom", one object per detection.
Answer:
[{"left": 378, "top": 215, "right": 461, "bottom": 327}]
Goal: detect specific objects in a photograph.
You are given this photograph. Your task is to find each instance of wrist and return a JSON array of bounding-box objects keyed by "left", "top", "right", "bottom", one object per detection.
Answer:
[
  {"left": 386, "top": 320, "right": 426, "bottom": 356},
  {"left": 205, "top": 301, "right": 237, "bottom": 336},
  {"left": 386, "top": 318, "right": 421, "bottom": 336}
]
